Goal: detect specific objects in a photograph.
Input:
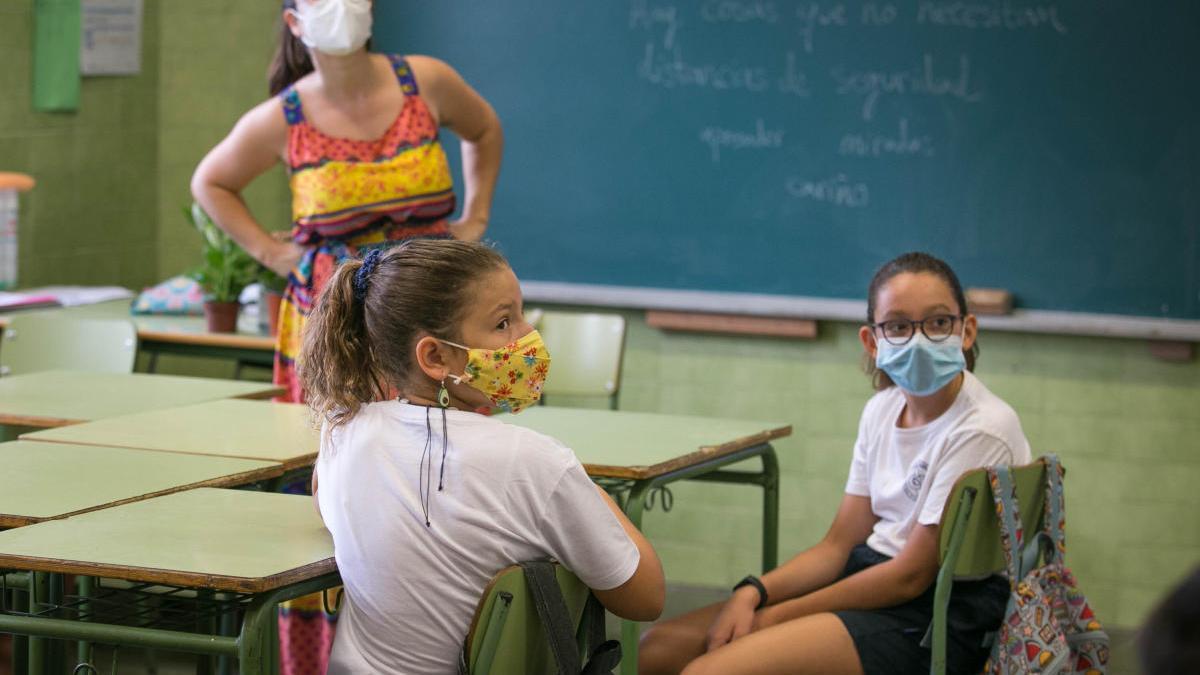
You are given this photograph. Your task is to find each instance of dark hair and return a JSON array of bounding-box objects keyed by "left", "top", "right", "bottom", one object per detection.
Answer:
[
  {"left": 863, "top": 251, "right": 979, "bottom": 390},
  {"left": 298, "top": 240, "right": 509, "bottom": 428},
  {"left": 268, "top": 1, "right": 313, "bottom": 96},
  {"left": 1138, "top": 566, "right": 1200, "bottom": 675}
]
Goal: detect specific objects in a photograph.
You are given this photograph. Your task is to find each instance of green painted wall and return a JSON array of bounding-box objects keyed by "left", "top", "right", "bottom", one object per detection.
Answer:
[
  {"left": 156, "top": 0, "right": 290, "bottom": 280},
  {"left": 0, "top": 0, "right": 160, "bottom": 290},
  {"left": 559, "top": 308, "right": 1200, "bottom": 629}
]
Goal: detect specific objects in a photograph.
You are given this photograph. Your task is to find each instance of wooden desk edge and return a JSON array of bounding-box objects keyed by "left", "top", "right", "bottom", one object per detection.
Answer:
[
  {"left": 0, "top": 553, "right": 337, "bottom": 593},
  {"left": 138, "top": 328, "right": 275, "bottom": 351},
  {"left": 0, "top": 413, "right": 79, "bottom": 429},
  {"left": 583, "top": 423, "right": 792, "bottom": 480},
  {"left": 0, "top": 464, "right": 284, "bottom": 529},
  {"left": 233, "top": 387, "right": 286, "bottom": 400},
  {"left": 18, "top": 436, "right": 317, "bottom": 473}
]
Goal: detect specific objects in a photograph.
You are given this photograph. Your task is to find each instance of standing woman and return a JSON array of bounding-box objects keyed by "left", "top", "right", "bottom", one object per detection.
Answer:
[
  {"left": 192, "top": 0, "right": 502, "bottom": 403},
  {"left": 191, "top": 2, "right": 501, "bottom": 672}
]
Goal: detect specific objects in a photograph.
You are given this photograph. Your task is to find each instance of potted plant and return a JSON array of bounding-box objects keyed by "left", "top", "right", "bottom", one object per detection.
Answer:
[
  {"left": 258, "top": 263, "right": 287, "bottom": 337},
  {"left": 186, "top": 202, "right": 257, "bottom": 333}
]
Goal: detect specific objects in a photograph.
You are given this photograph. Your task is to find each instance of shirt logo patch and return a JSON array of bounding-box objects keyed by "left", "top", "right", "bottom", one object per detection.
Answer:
[{"left": 904, "top": 460, "right": 929, "bottom": 501}]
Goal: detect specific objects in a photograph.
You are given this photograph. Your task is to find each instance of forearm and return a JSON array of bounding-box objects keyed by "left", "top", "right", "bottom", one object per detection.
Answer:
[
  {"left": 763, "top": 557, "right": 930, "bottom": 625},
  {"left": 759, "top": 539, "right": 854, "bottom": 605},
  {"left": 457, "top": 121, "right": 503, "bottom": 227},
  {"left": 191, "top": 179, "right": 280, "bottom": 265}
]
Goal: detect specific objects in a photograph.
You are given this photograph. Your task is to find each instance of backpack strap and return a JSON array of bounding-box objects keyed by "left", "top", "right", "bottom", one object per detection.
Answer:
[
  {"left": 580, "top": 594, "right": 622, "bottom": 675},
  {"left": 389, "top": 54, "right": 420, "bottom": 96},
  {"left": 521, "top": 561, "right": 583, "bottom": 675},
  {"left": 1042, "top": 454, "right": 1067, "bottom": 562},
  {"left": 986, "top": 465, "right": 1024, "bottom": 588}
]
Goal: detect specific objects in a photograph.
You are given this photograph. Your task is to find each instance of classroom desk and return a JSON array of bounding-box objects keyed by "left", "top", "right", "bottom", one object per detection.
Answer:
[
  {"left": 22, "top": 398, "right": 318, "bottom": 473},
  {"left": 0, "top": 488, "right": 338, "bottom": 675},
  {"left": 0, "top": 299, "right": 276, "bottom": 369},
  {"left": 0, "top": 370, "right": 283, "bottom": 429},
  {"left": 505, "top": 406, "right": 790, "bottom": 675},
  {"left": 0, "top": 440, "right": 281, "bottom": 528}
]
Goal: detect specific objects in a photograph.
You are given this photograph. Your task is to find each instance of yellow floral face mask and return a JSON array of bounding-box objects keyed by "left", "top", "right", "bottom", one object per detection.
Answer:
[{"left": 440, "top": 330, "right": 551, "bottom": 414}]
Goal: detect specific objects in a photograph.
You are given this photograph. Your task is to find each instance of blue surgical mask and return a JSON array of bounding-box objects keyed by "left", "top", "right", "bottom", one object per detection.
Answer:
[{"left": 875, "top": 334, "right": 966, "bottom": 396}]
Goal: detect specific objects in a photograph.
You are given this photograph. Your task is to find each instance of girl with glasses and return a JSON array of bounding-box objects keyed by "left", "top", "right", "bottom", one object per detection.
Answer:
[{"left": 640, "top": 252, "right": 1032, "bottom": 675}]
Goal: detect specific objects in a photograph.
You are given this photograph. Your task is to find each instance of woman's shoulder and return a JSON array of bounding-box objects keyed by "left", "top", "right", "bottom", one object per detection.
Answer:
[{"left": 947, "top": 372, "right": 1030, "bottom": 452}]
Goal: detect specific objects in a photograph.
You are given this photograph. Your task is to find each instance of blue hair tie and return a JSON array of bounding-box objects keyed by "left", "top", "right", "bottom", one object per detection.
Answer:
[{"left": 352, "top": 249, "right": 383, "bottom": 302}]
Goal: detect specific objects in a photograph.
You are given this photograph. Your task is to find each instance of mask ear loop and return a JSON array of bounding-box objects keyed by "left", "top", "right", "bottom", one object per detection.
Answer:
[{"left": 419, "top": 406, "right": 432, "bottom": 527}]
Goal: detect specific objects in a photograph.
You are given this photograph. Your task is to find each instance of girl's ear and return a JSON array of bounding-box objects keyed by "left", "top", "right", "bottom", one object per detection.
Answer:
[
  {"left": 858, "top": 324, "right": 878, "bottom": 360},
  {"left": 961, "top": 314, "right": 979, "bottom": 352},
  {"left": 413, "top": 336, "right": 452, "bottom": 382}
]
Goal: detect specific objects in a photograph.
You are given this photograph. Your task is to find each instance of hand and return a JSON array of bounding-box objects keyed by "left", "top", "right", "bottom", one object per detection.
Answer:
[
  {"left": 448, "top": 216, "right": 488, "bottom": 241},
  {"left": 263, "top": 239, "right": 304, "bottom": 278},
  {"left": 704, "top": 587, "right": 759, "bottom": 652}
]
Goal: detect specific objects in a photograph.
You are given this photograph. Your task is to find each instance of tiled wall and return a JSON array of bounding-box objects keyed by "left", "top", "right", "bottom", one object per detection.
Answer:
[
  {"left": 156, "top": 0, "right": 290, "bottom": 280},
  {"left": 589, "top": 309, "right": 1200, "bottom": 629},
  {"left": 0, "top": 0, "right": 160, "bottom": 290}
]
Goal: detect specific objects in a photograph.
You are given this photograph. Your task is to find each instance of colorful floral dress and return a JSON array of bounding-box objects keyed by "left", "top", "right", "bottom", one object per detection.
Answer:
[
  {"left": 274, "top": 54, "right": 455, "bottom": 675},
  {"left": 275, "top": 54, "right": 455, "bottom": 403}
]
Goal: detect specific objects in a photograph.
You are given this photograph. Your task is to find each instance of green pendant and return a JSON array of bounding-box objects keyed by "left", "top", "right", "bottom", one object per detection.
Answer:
[{"left": 438, "top": 382, "right": 450, "bottom": 408}]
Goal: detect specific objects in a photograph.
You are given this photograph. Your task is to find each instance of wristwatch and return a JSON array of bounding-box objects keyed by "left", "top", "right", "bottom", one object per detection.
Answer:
[{"left": 732, "top": 575, "right": 768, "bottom": 610}]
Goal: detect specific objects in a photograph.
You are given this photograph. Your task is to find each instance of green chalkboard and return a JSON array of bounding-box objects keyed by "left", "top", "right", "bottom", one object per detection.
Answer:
[{"left": 376, "top": 2, "right": 1200, "bottom": 319}]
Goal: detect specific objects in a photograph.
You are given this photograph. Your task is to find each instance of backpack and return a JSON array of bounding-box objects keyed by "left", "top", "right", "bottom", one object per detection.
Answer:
[{"left": 983, "top": 455, "right": 1109, "bottom": 675}]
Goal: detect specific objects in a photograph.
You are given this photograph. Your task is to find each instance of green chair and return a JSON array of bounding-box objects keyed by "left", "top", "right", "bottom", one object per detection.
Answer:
[
  {"left": 0, "top": 315, "right": 138, "bottom": 376},
  {"left": 462, "top": 562, "right": 618, "bottom": 675},
  {"left": 930, "top": 457, "right": 1055, "bottom": 675},
  {"left": 537, "top": 311, "right": 626, "bottom": 410}
]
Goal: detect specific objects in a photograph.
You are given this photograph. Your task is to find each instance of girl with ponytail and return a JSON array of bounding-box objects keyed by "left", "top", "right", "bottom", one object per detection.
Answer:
[
  {"left": 192, "top": 3, "right": 502, "bottom": 671},
  {"left": 301, "top": 240, "right": 664, "bottom": 673}
]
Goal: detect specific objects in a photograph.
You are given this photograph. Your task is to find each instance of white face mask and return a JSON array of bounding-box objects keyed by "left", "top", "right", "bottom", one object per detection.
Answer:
[{"left": 291, "top": 0, "right": 373, "bottom": 56}]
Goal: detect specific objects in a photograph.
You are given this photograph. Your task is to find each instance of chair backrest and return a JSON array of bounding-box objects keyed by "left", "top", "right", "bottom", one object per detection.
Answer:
[
  {"left": 537, "top": 311, "right": 626, "bottom": 401},
  {"left": 463, "top": 564, "right": 591, "bottom": 674},
  {"left": 937, "top": 458, "right": 1051, "bottom": 578},
  {"left": 0, "top": 315, "right": 138, "bottom": 376}
]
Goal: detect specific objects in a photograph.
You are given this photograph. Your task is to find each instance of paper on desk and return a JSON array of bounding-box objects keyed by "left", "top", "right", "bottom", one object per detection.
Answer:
[{"left": 22, "top": 286, "right": 134, "bottom": 307}]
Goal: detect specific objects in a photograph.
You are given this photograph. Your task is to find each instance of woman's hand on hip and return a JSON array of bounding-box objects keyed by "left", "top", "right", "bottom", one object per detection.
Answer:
[
  {"left": 263, "top": 240, "right": 304, "bottom": 278},
  {"left": 449, "top": 216, "right": 488, "bottom": 241}
]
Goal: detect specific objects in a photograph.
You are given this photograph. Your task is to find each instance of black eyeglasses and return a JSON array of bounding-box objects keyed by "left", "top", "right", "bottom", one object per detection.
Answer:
[{"left": 870, "top": 314, "right": 963, "bottom": 346}]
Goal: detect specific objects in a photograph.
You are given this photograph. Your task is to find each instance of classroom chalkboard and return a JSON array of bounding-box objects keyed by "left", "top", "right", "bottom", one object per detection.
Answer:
[{"left": 376, "top": 2, "right": 1200, "bottom": 320}]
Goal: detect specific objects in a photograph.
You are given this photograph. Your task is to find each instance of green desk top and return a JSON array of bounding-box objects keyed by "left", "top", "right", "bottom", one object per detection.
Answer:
[
  {"left": 0, "top": 488, "right": 334, "bottom": 593},
  {"left": 24, "top": 399, "right": 319, "bottom": 471},
  {"left": 504, "top": 407, "right": 791, "bottom": 480},
  {"left": 0, "top": 370, "right": 283, "bottom": 427},
  {"left": 0, "top": 440, "right": 281, "bottom": 528}
]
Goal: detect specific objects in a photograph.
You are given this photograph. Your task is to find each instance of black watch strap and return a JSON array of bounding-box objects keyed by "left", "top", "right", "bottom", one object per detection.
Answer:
[{"left": 732, "top": 575, "right": 768, "bottom": 610}]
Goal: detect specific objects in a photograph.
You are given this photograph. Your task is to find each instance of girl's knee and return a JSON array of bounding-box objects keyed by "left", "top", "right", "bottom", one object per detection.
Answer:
[{"left": 638, "top": 624, "right": 695, "bottom": 675}]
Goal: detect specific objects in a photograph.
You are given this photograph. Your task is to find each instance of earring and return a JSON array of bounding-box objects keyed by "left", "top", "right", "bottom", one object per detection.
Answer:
[{"left": 437, "top": 379, "right": 450, "bottom": 408}]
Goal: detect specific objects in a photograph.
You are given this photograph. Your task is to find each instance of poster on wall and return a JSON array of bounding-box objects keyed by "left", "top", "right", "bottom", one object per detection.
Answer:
[{"left": 80, "top": 0, "right": 143, "bottom": 76}]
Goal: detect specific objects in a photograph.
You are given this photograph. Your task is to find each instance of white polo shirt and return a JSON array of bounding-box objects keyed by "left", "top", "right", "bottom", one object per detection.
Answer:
[
  {"left": 845, "top": 371, "right": 1032, "bottom": 557},
  {"left": 317, "top": 401, "right": 640, "bottom": 674}
]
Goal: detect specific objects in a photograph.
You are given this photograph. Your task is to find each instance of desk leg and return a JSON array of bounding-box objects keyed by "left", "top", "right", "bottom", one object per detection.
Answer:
[
  {"left": 617, "top": 480, "right": 653, "bottom": 675},
  {"left": 761, "top": 448, "right": 780, "bottom": 572},
  {"left": 76, "top": 575, "right": 93, "bottom": 669},
  {"left": 26, "top": 573, "right": 46, "bottom": 675}
]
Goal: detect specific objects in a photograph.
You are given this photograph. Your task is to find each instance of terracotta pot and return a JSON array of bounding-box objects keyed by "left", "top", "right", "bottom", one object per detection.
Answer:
[
  {"left": 264, "top": 291, "right": 284, "bottom": 337},
  {"left": 203, "top": 301, "right": 240, "bottom": 333}
]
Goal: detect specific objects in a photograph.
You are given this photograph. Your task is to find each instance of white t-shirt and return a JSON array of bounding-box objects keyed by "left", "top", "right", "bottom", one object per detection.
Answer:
[
  {"left": 317, "top": 401, "right": 640, "bottom": 674},
  {"left": 845, "top": 371, "right": 1032, "bottom": 557}
]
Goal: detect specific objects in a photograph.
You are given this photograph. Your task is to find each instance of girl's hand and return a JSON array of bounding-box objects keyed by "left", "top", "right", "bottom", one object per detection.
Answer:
[
  {"left": 704, "top": 587, "right": 759, "bottom": 652},
  {"left": 448, "top": 216, "right": 488, "bottom": 242},
  {"left": 264, "top": 240, "right": 304, "bottom": 277}
]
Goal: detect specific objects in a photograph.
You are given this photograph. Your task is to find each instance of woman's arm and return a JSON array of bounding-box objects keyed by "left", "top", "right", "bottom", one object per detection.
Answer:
[
  {"left": 408, "top": 55, "right": 503, "bottom": 242},
  {"left": 190, "top": 98, "right": 302, "bottom": 276},
  {"left": 591, "top": 485, "right": 666, "bottom": 622}
]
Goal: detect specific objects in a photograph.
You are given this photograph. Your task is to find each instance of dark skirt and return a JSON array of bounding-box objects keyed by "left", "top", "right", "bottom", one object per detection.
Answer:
[{"left": 833, "top": 544, "right": 1007, "bottom": 675}]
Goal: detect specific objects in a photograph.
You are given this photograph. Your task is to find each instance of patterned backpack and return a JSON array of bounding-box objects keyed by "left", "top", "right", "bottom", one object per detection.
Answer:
[{"left": 983, "top": 456, "right": 1109, "bottom": 675}]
